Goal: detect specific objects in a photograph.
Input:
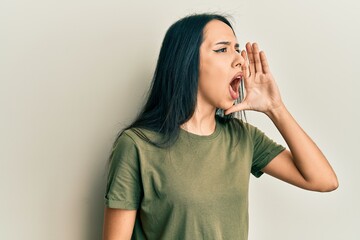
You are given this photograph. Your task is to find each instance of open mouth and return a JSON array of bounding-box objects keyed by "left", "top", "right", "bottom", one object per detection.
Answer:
[
  {"left": 230, "top": 77, "right": 241, "bottom": 92},
  {"left": 229, "top": 76, "right": 241, "bottom": 100}
]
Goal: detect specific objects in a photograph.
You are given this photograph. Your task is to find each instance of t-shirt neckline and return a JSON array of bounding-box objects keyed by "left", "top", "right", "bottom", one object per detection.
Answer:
[{"left": 179, "top": 117, "right": 222, "bottom": 140}]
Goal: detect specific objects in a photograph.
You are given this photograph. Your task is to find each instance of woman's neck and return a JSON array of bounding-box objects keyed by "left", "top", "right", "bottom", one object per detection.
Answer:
[{"left": 180, "top": 104, "right": 216, "bottom": 136}]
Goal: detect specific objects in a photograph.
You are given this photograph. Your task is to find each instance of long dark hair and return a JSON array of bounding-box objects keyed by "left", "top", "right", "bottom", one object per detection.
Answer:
[{"left": 111, "top": 12, "right": 247, "bottom": 153}]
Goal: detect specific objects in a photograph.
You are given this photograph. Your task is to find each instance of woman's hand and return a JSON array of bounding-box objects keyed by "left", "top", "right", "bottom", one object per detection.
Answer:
[{"left": 224, "top": 42, "right": 285, "bottom": 116}]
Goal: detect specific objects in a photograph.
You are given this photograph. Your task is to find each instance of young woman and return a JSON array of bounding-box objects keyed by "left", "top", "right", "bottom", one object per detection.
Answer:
[{"left": 102, "top": 13, "right": 338, "bottom": 240}]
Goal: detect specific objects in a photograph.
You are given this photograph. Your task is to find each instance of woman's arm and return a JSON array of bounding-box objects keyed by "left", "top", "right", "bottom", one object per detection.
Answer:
[
  {"left": 102, "top": 207, "right": 137, "bottom": 240},
  {"left": 262, "top": 104, "right": 338, "bottom": 192},
  {"left": 224, "top": 42, "right": 338, "bottom": 192}
]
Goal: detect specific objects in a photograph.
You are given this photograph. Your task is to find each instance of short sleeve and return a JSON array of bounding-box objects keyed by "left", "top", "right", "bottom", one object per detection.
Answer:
[
  {"left": 246, "top": 122, "right": 286, "bottom": 178},
  {"left": 104, "top": 132, "right": 143, "bottom": 209}
]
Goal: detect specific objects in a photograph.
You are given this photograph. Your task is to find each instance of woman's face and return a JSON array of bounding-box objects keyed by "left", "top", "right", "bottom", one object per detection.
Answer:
[{"left": 198, "top": 20, "right": 245, "bottom": 111}]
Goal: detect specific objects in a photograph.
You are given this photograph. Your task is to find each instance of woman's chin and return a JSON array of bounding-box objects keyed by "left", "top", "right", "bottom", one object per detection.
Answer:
[{"left": 218, "top": 100, "right": 235, "bottom": 112}]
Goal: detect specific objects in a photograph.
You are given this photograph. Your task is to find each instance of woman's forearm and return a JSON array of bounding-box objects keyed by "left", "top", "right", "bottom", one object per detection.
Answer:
[{"left": 265, "top": 103, "right": 339, "bottom": 191}]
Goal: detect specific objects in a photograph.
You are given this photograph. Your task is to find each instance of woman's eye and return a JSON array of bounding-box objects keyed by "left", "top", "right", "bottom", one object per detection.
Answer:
[
  {"left": 215, "top": 48, "right": 227, "bottom": 53},
  {"left": 214, "top": 48, "right": 241, "bottom": 53}
]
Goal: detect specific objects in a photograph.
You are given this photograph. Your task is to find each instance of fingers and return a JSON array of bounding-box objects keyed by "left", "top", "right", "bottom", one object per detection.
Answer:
[
  {"left": 252, "top": 43, "right": 263, "bottom": 73},
  {"left": 224, "top": 101, "right": 248, "bottom": 115},
  {"left": 245, "top": 42, "right": 270, "bottom": 74},
  {"left": 245, "top": 42, "right": 255, "bottom": 76},
  {"left": 241, "top": 50, "right": 249, "bottom": 79},
  {"left": 260, "top": 51, "right": 270, "bottom": 74}
]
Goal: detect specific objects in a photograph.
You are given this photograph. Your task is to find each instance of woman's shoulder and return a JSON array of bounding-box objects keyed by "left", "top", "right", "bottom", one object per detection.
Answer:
[
  {"left": 119, "top": 127, "right": 164, "bottom": 148},
  {"left": 109, "top": 128, "right": 157, "bottom": 157}
]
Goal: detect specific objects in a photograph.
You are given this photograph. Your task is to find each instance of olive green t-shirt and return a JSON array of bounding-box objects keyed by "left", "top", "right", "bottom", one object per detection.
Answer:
[{"left": 104, "top": 116, "right": 286, "bottom": 240}]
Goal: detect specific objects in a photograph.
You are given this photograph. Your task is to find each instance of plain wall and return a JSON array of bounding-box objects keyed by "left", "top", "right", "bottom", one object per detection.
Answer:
[{"left": 1, "top": 0, "right": 359, "bottom": 239}]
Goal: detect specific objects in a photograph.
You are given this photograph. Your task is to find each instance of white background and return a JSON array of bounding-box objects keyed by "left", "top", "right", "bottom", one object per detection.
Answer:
[{"left": 1, "top": 0, "right": 359, "bottom": 239}]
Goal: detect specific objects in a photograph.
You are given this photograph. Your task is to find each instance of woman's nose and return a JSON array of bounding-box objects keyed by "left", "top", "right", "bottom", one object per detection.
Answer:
[{"left": 232, "top": 51, "right": 245, "bottom": 68}]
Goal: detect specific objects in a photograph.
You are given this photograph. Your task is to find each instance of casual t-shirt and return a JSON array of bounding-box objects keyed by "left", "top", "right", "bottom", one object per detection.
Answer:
[{"left": 104, "top": 116, "right": 286, "bottom": 240}]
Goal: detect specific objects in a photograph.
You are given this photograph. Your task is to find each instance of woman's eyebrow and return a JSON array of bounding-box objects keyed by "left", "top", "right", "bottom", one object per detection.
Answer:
[{"left": 215, "top": 41, "right": 239, "bottom": 48}]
